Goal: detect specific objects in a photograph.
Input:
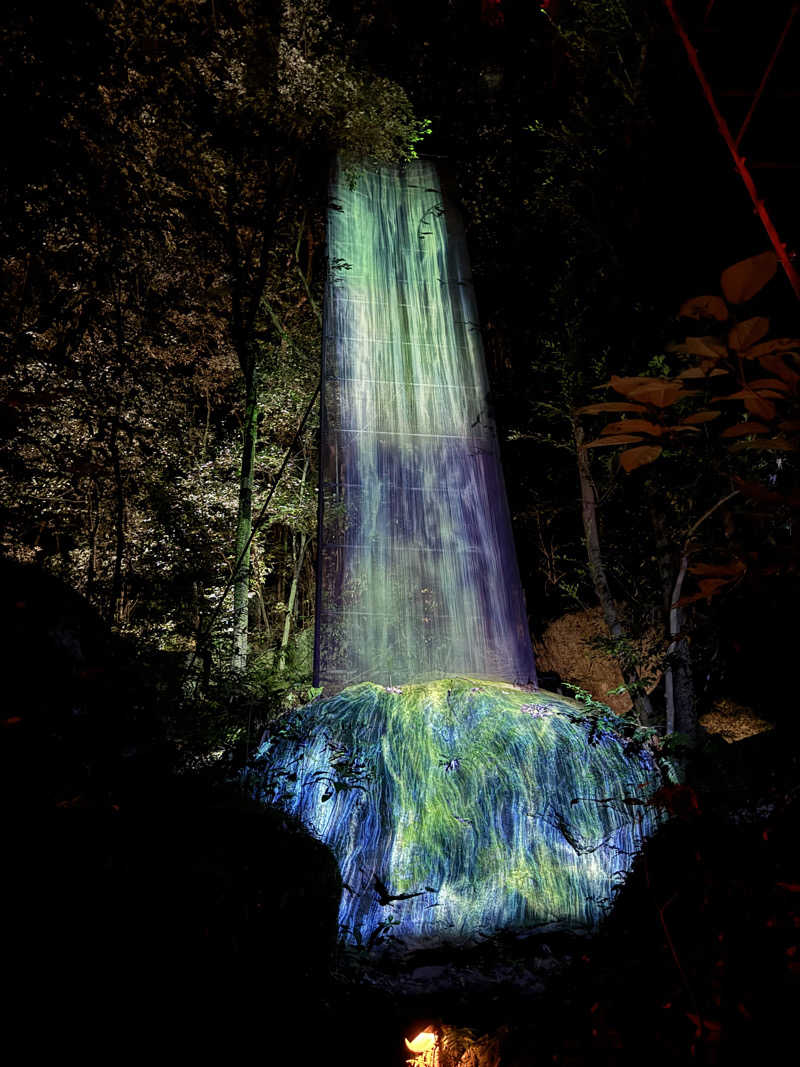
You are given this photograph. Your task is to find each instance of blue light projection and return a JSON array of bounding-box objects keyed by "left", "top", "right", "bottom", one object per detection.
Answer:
[
  {"left": 255, "top": 679, "right": 664, "bottom": 946},
  {"left": 254, "top": 159, "right": 666, "bottom": 947},
  {"left": 316, "top": 158, "right": 535, "bottom": 690}
]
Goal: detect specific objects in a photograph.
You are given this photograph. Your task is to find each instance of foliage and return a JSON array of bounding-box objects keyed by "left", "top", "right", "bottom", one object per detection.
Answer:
[
  {"left": 0, "top": 0, "right": 421, "bottom": 688},
  {"left": 579, "top": 250, "right": 800, "bottom": 605}
]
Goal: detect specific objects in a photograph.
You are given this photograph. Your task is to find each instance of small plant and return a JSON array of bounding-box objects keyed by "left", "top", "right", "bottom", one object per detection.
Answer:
[{"left": 561, "top": 681, "right": 614, "bottom": 717}]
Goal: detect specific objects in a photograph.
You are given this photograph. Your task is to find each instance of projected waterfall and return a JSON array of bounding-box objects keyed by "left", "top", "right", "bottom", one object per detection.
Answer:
[
  {"left": 315, "top": 158, "right": 535, "bottom": 690},
  {"left": 255, "top": 160, "right": 666, "bottom": 947}
]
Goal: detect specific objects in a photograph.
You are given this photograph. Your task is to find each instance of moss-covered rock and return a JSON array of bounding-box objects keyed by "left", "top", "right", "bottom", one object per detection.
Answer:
[{"left": 254, "top": 677, "right": 666, "bottom": 947}]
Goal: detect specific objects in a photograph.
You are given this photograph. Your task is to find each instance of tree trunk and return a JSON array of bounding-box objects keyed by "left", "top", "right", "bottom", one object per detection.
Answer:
[
  {"left": 108, "top": 411, "right": 126, "bottom": 625},
  {"left": 231, "top": 369, "right": 259, "bottom": 673},
  {"left": 278, "top": 532, "right": 308, "bottom": 673},
  {"left": 651, "top": 506, "right": 697, "bottom": 739},
  {"left": 652, "top": 491, "right": 738, "bottom": 738},
  {"left": 253, "top": 547, "right": 271, "bottom": 636},
  {"left": 573, "top": 418, "right": 655, "bottom": 723},
  {"left": 665, "top": 553, "right": 696, "bottom": 738},
  {"left": 86, "top": 478, "right": 100, "bottom": 602}
]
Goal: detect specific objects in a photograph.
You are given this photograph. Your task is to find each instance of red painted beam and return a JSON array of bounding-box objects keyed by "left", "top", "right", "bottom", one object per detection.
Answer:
[{"left": 664, "top": 0, "right": 800, "bottom": 300}]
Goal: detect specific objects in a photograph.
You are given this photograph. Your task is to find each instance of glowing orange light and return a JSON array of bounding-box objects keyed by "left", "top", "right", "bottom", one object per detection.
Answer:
[{"left": 405, "top": 1028, "right": 439, "bottom": 1066}]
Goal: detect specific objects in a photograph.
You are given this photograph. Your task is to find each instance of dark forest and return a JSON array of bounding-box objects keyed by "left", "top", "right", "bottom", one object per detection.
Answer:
[{"left": 3, "top": 2, "right": 799, "bottom": 1064}]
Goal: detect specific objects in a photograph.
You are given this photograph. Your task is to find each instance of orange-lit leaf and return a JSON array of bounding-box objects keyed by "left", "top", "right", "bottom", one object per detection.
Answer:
[
  {"left": 677, "top": 366, "right": 728, "bottom": 378},
  {"left": 679, "top": 295, "right": 729, "bottom": 321},
  {"left": 576, "top": 402, "right": 648, "bottom": 415},
  {"left": 687, "top": 336, "right": 727, "bottom": 358},
  {"left": 619, "top": 445, "right": 662, "bottom": 471},
  {"left": 583, "top": 434, "right": 644, "bottom": 448},
  {"left": 728, "top": 317, "right": 770, "bottom": 351},
  {"left": 745, "top": 337, "right": 800, "bottom": 359},
  {"left": 628, "top": 381, "right": 697, "bottom": 407},
  {"left": 699, "top": 578, "right": 735, "bottom": 598},
  {"left": 606, "top": 375, "right": 659, "bottom": 397},
  {"left": 682, "top": 410, "right": 721, "bottom": 424},
  {"left": 720, "top": 422, "right": 770, "bottom": 438},
  {"left": 689, "top": 561, "right": 746, "bottom": 578},
  {"left": 744, "top": 395, "right": 777, "bottom": 419},
  {"left": 723, "top": 391, "right": 778, "bottom": 419},
  {"left": 720, "top": 251, "right": 778, "bottom": 304},
  {"left": 731, "top": 436, "right": 796, "bottom": 452},
  {"left": 746, "top": 378, "right": 790, "bottom": 393},
  {"left": 758, "top": 355, "right": 800, "bottom": 385},
  {"left": 601, "top": 419, "right": 662, "bottom": 436},
  {"left": 671, "top": 336, "right": 727, "bottom": 359}
]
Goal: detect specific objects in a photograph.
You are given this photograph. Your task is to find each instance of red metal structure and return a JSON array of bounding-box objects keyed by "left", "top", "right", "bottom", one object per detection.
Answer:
[{"left": 664, "top": 1, "right": 800, "bottom": 300}]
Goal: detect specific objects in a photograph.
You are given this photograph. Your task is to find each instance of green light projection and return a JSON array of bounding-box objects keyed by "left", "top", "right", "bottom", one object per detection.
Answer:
[
  {"left": 254, "top": 160, "right": 666, "bottom": 947},
  {"left": 257, "top": 678, "right": 664, "bottom": 945},
  {"left": 317, "top": 159, "right": 535, "bottom": 689}
]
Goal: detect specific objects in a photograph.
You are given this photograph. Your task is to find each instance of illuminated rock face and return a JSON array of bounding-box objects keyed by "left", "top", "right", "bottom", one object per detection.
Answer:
[{"left": 255, "top": 678, "right": 664, "bottom": 946}]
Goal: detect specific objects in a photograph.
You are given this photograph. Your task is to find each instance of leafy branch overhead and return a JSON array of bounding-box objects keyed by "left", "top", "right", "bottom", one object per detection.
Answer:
[
  {"left": 579, "top": 251, "right": 799, "bottom": 472},
  {"left": 578, "top": 250, "right": 800, "bottom": 606}
]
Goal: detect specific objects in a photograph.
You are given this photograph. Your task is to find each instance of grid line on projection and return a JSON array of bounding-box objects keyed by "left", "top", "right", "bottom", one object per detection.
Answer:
[
  {"left": 331, "top": 335, "right": 469, "bottom": 351},
  {"left": 331, "top": 244, "right": 441, "bottom": 253},
  {"left": 332, "top": 296, "right": 445, "bottom": 311},
  {"left": 329, "top": 276, "right": 473, "bottom": 286},
  {"left": 322, "top": 480, "right": 487, "bottom": 494},
  {"left": 331, "top": 179, "right": 439, "bottom": 190},
  {"left": 331, "top": 427, "right": 492, "bottom": 441},
  {"left": 326, "top": 374, "right": 484, "bottom": 390},
  {"left": 320, "top": 610, "right": 486, "bottom": 620},
  {"left": 322, "top": 543, "right": 482, "bottom": 554}
]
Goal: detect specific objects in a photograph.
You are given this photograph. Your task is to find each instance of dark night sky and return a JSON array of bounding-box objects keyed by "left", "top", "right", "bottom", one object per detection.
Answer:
[{"left": 634, "top": 1, "right": 799, "bottom": 320}]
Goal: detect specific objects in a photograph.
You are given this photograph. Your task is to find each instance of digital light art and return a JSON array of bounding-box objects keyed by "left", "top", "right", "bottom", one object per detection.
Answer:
[
  {"left": 256, "top": 678, "right": 663, "bottom": 945},
  {"left": 315, "top": 159, "right": 536, "bottom": 690},
  {"left": 257, "top": 160, "right": 665, "bottom": 947}
]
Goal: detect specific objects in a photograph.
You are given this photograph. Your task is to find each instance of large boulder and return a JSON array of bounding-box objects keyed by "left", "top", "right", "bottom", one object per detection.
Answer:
[{"left": 255, "top": 677, "right": 666, "bottom": 947}]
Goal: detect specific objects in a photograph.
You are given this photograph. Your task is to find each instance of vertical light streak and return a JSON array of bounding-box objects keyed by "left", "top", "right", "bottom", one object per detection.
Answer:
[{"left": 317, "top": 159, "right": 536, "bottom": 690}]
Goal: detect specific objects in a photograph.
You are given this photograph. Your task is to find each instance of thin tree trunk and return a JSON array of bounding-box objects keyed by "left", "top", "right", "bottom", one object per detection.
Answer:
[
  {"left": 86, "top": 478, "right": 100, "bottom": 602},
  {"left": 278, "top": 532, "right": 309, "bottom": 673},
  {"left": 278, "top": 457, "right": 310, "bottom": 673},
  {"left": 663, "top": 490, "right": 739, "bottom": 736},
  {"left": 651, "top": 504, "right": 689, "bottom": 736},
  {"left": 573, "top": 418, "right": 655, "bottom": 723},
  {"left": 109, "top": 276, "right": 127, "bottom": 625},
  {"left": 665, "top": 553, "right": 694, "bottom": 736},
  {"left": 109, "top": 412, "right": 126, "bottom": 625},
  {"left": 231, "top": 370, "right": 259, "bottom": 673}
]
